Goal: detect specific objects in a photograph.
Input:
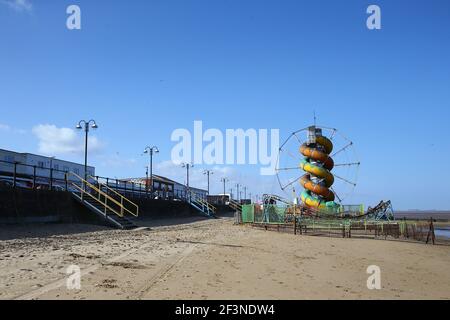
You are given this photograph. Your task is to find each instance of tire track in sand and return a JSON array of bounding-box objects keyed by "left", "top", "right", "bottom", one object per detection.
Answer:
[{"left": 132, "top": 243, "right": 198, "bottom": 299}]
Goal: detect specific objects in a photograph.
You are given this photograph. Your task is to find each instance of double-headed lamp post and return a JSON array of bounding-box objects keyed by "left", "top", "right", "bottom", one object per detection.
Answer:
[
  {"left": 181, "top": 162, "right": 193, "bottom": 200},
  {"left": 220, "top": 177, "right": 229, "bottom": 203},
  {"left": 76, "top": 120, "right": 98, "bottom": 184},
  {"left": 143, "top": 146, "right": 159, "bottom": 196},
  {"left": 203, "top": 170, "right": 213, "bottom": 195},
  {"left": 235, "top": 183, "right": 241, "bottom": 201}
]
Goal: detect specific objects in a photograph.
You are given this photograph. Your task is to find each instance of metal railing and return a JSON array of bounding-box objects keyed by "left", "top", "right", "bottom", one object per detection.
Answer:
[
  {"left": 91, "top": 175, "right": 139, "bottom": 217},
  {"left": 0, "top": 160, "right": 206, "bottom": 204},
  {"left": 0, "top": 159, "right": 82, "bottom": 190},
  {"left": 68, "top": 172, "right": 137, "bottom": 218},
  {"left": 228, "top": 199, "right": 242, "bottom": 212},
  {"left": 189, "top": 190, "right": 217, "bottom": 216}
]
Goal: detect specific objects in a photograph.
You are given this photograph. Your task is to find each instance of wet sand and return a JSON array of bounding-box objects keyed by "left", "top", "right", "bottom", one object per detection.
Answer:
[{"left": 0, "top": 218, "right": 449, "bottom": 300}]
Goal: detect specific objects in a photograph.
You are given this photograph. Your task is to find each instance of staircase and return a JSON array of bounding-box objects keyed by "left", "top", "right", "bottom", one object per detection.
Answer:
[
  {"left": 228, "top": 198, "right": 242, "bottom": 213},
  {"left": 68, "top": 172, "right": 139, "bottom": 230},
  {"left": 188, "top": 191, "right": 217, "bottom": 218}
]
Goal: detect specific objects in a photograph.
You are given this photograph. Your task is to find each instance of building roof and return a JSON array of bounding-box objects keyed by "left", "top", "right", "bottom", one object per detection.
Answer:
[
  {"left": 0, "top": 149, "right": 95, "bottom": 169},
  {"left": 123, "top": 174, "right": 207, "bottom": 193}
]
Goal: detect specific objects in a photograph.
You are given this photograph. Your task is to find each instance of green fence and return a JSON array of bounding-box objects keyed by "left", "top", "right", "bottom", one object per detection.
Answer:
[
  {"left": 242, "top": 204, "right": 287, "bottom": 224},
  {"left": 339, "top": 204, "right": 364, "bottom": 215},
  {"left": 241, "top": 204, "right": 255, "bottom": 223}
]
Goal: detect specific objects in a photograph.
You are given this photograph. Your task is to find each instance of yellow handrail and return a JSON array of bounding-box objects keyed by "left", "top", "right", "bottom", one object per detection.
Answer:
[
  {"left": 70, "top": 182, "right": 123, "bottom": 218},
  {"left": 67, "top": 172, "right": 125, "bottom": 218},
  {"left": 190, "top": 191, "right": 216, "bottom": 213},
  {"left": 89, "top": 176, "right": 139, "bottom": 217},
  {"left": 229, "top": 199, "right": 242, "bottom": 212}
]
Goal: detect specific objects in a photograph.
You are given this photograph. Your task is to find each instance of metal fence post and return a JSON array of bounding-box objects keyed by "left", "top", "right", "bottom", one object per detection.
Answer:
[
  {"left": 33, "top": 165, "right": 37, "bottom": 189},
  {"left": 50, "top": 168, "right": 53, "bottom": 190},
  {"left": 13, "top": 162, "right": 17, "bottom": 188}
]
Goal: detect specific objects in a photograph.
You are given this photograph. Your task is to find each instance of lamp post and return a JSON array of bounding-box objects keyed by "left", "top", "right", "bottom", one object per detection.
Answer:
[
  {"left": 143, "top": 146, "right": 159, "bottom": 197},
  {"left": 243, "top": 186, "right": 247, "bottom": 200},
  {"left": 76, "top": 120, "right": 98, "bottom": 185},
  {"left": 181, "top": 162, "right": 193, "bottom": 200},
  {"left": 235, "top": 183, "right": 241, "bottom": 202},
  {"left": 203, "top": 170, "right": 213, "bottom": 194},
  {"left": 220, "top": 177, "right": 229, "bottom": 203}
]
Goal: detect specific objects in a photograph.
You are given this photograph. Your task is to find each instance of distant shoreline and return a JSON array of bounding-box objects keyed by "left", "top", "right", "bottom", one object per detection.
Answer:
[{"left": 395, "top": 211, "right": 450, "bottom": 220}]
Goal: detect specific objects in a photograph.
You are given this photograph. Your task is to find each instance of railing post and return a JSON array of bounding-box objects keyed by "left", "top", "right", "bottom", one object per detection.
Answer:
[
  {"left": 50, "top": 168, "right": 53, "bottom": 190},
  {"left": 33, "top": 165, "right": 37, "bottom": 190},
  {"left": 121, "top": 198, "right": 124, "bottom": 217},
  {"left": 13, "top": 162, "right": 17, "bottom": 188}
]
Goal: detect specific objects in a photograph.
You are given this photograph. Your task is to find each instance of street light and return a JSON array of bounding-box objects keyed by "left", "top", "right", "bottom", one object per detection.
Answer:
[
  {"left": 235, "top": 183, "right": 241, "bottom": 201},
  {"left": 203, "top": 170, "right": 213, "bottom": 194},
  {"left": 143, "top": 146, "right": 159, "bottom": 197},
  {"left": 76, "top": 119, "right": 98, "bottom": 185},
  {"left": 181, "top": 162, "right": 193, "bottom": 200},
  {"left": 220, "top": 177, "right": 229, "bottom": 203}
]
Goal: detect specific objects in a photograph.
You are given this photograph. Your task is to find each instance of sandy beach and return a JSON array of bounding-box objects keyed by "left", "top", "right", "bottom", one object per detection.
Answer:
[{"left": 0, "top": 217, "right": 449, "bottom": 300}]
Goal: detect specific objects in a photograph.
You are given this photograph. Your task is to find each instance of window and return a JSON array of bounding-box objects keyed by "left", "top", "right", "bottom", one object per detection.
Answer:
[
  {"left": 74, "top": 168, "right": 79, "bottom": 175},
  {"left": 54, "top": 164, "right": 59, "bottom": 170},
  {"left": 63, "top": 166, "right": 69, "bottom": 172},
  {"left": 37, "top": 161, "right": 45, "bottom": 168},
  {"left": 4, "top": 155, "right": 14, "bottom": 163}
]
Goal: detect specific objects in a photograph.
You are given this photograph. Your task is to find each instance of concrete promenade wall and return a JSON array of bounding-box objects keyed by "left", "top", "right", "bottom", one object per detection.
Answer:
[
  {"left": 0, "top": 187, "right": 199, "bottom": 225},
  {"left": 0, "top": 186, "right": 93, "bottom": 224}
]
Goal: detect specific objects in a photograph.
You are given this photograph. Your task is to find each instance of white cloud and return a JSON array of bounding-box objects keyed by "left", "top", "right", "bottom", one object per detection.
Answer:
[
  {"left": 32, "top": 124, "right": 103, "bottom": 156},
  {"left": 97, "top": 152, "right": 137, "bottom": 168},
  {"left": 0, "top": 123, "right": 26, "bottom": 134},
  {"left": 0, "top": 123, "right": 11, "bottom": 131},
  {"left": 1, "top": 0, "right": 32, "bottom": 12}
]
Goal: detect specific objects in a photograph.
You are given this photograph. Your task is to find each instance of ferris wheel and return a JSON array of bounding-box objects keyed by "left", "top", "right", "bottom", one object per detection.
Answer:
[{"left": 275, "top": 125, "right": 360, "bottom": 209}]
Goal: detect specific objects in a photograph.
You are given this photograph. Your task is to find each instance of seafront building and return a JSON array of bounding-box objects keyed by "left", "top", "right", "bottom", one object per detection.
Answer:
[
  {"left": 0, "top": 148, "right": 95, "bottom": 187},
  {"left": 0, "top": 148, "right": 207, "bottom": 199}
]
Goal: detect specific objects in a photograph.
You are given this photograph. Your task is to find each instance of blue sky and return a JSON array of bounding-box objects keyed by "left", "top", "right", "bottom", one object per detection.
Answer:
[{"left": 1, "top": 0, "right": 450, "bottom": 210}]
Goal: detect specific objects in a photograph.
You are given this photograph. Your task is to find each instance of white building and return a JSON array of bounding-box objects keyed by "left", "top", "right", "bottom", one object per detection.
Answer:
[{"left": 0, "top": 149, "right": 95, "bottom": 186}]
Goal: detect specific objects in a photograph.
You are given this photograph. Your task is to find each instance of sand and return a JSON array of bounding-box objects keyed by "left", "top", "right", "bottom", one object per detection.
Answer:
[{"left": 0, "top": 217, "right": 449, "bottom": 300}]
